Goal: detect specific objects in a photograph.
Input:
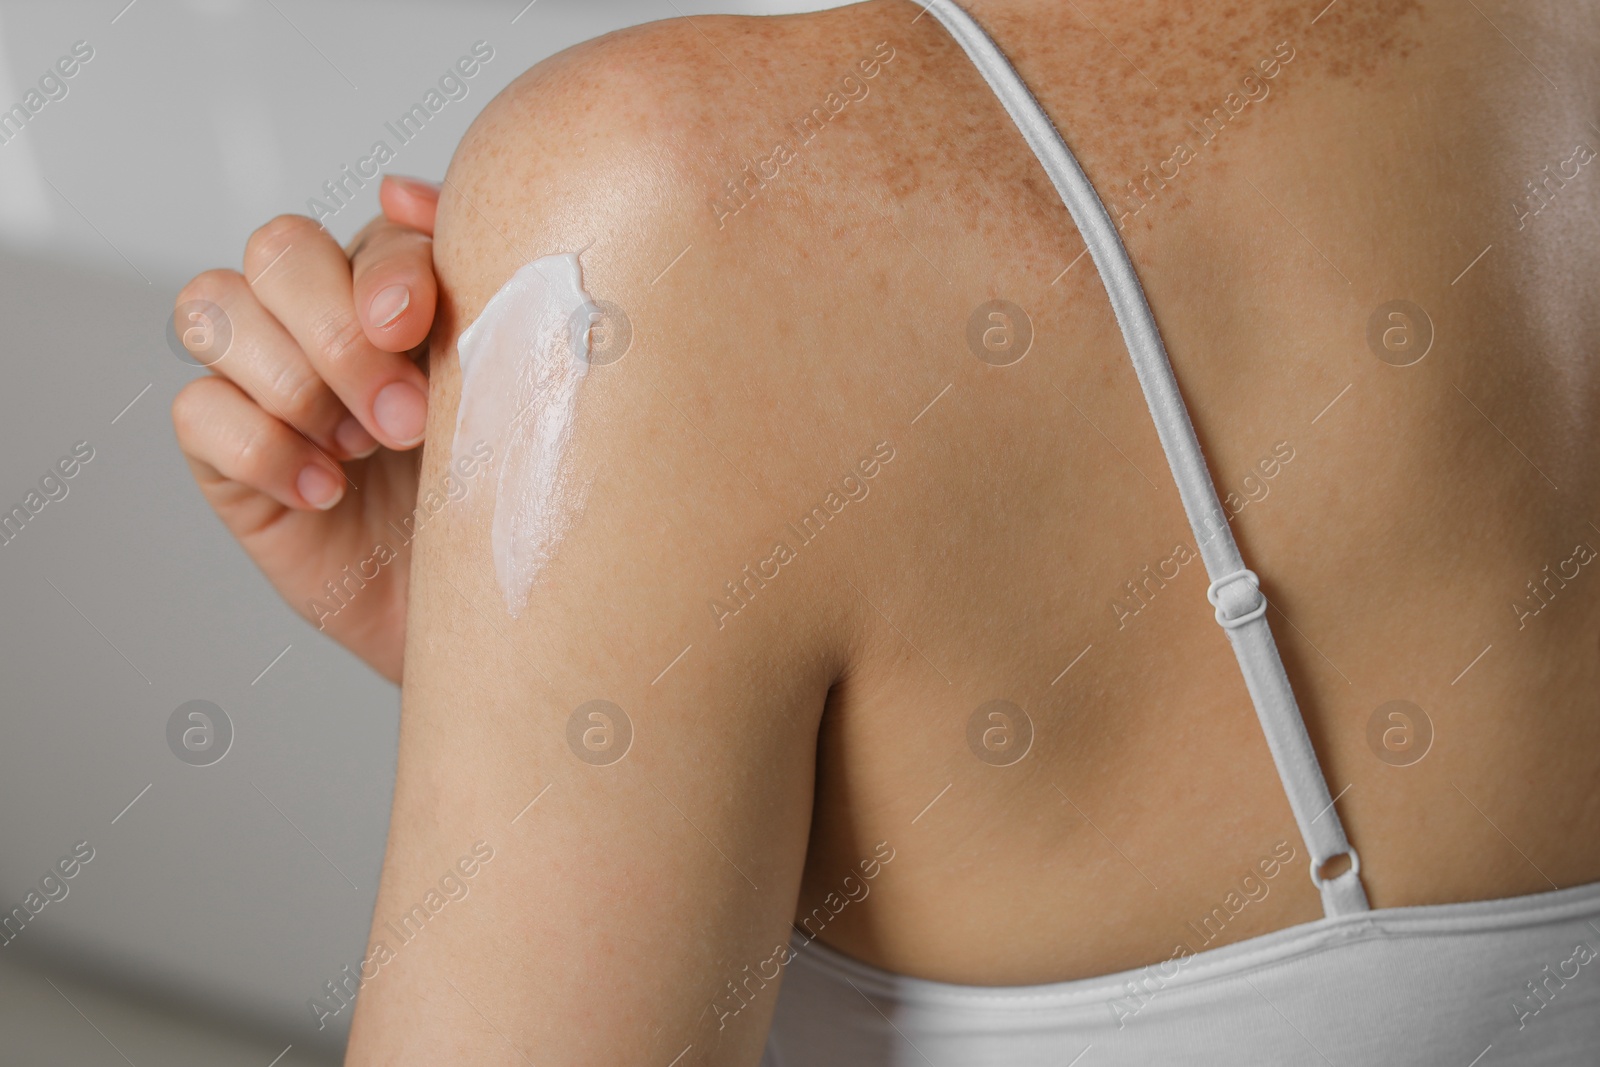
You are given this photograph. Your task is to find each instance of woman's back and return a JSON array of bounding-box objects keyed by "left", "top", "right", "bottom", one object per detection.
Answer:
[
  {"left": 348, "top": 1, "right": 1600, "bottom": 1062},
  {"left": 732, "top": 0, "right": 1600, "bottom": 982}
]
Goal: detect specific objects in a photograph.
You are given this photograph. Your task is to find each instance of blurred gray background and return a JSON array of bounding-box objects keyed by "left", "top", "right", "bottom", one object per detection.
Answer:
[{"left": 0, "top": 1, "right": 839, "bottom": 1063}]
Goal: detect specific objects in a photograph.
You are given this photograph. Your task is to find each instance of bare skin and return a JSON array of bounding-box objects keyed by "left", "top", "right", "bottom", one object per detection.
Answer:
[{"left": 230, "top": 1, "right": 1593, "bottom": 1062}]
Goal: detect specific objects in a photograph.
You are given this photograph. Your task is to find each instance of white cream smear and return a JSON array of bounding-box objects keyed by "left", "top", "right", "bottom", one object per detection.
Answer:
[{"left": 451, "top": 253, "right": 599, "bottom": 617}]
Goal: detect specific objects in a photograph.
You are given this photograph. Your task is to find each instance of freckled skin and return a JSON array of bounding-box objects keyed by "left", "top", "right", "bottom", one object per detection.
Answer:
[{"left": 351, "top": 1, "right": 1600, "bottom": 1061}]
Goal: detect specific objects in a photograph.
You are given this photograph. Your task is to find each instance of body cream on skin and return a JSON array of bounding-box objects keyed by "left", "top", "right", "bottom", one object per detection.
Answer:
[{"left": 450, "top": 253, "right": 599, "bottom": 617}]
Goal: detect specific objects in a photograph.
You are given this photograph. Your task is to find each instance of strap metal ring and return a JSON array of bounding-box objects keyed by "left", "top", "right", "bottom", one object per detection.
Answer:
[{"left": 1309, "top": 847, "right": 1362, "bottom": 890}]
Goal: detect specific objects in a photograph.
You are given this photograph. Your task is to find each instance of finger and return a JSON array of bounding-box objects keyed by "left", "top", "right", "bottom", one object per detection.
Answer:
[
  {"left": 176, "top": 268, "right": 375, "bottom": 459},
  {"left": 173, "top": 375, "right": 348, "bottom": 511},
  {"left": 379, "top": 174, "right": 439, "bottom": 235},
  {"left": 347, "top": 216, "right": 437, "bottom": 354},
  {"left": 245, "top": 215, "right": 430, "bottom": 451}
]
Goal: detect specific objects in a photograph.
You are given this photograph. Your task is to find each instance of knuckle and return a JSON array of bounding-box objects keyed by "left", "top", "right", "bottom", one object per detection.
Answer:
[
  {"left": 232, "top": 423, "right": 280, "bottom": 485},
  {"left": 169, "top": 382, "right": 208, "bottom": 443},
  {"left": 176, "top": 268, "right": 242, "bottom": 311},
  {"left": 244, "top": 214, "right": 319, "bottom": 277},
  {"left": 310, "top": 309, "right": 369, "bottom": 368},
  {"left": 272, "top": 364, "right": 332, "bottom": 429},
  {"left": 172, "top": 378, "right": 240, "bottom": 452}
]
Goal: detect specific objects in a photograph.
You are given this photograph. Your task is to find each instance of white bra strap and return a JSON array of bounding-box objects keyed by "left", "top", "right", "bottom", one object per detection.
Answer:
[{"left": 916, "top": 0, "right": 1369, "bottom": 918}]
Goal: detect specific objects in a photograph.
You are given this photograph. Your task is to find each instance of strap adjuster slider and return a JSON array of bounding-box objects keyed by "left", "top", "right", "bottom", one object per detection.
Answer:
[{"left": 1205, "top": 568, "right": 1267, "bottom": 629}]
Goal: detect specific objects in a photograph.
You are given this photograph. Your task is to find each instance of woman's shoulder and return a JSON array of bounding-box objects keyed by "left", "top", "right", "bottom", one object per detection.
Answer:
[{"left": 424, "top": 0, "right": 970, "bottom": 662}]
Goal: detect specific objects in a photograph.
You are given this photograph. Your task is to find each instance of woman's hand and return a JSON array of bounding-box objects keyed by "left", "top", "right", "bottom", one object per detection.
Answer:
[{"left": 171, "top": 175, "right": 443, "bottom": 684}]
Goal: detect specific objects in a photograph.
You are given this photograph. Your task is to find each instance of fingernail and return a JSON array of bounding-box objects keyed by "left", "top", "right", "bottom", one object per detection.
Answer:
[
  {"left": 369, "top": 284, "right": 411, "bottom": 329},
  {"left": 373, "top": 381, "right": 427, "bottom": 446},
  {"left": 298, "top": 465, "right": 344, "bottom": 510},
  {"left": 335, "top": 416, "right": 380, "bottom": 459}
]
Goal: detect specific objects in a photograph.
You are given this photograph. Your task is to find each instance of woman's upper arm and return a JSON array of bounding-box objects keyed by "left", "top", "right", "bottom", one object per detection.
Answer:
[{"left": 344, "top": 25, "right": 851, "bottom": 1066}]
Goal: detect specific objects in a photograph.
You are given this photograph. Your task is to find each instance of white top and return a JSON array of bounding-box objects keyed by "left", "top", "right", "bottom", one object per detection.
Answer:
[
  {"left": 761, "top": 0, "right": 1600, "bottom": 1061},
  {"left": 765, "top": 879, "right": 1600, "bottom": 1064}
]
